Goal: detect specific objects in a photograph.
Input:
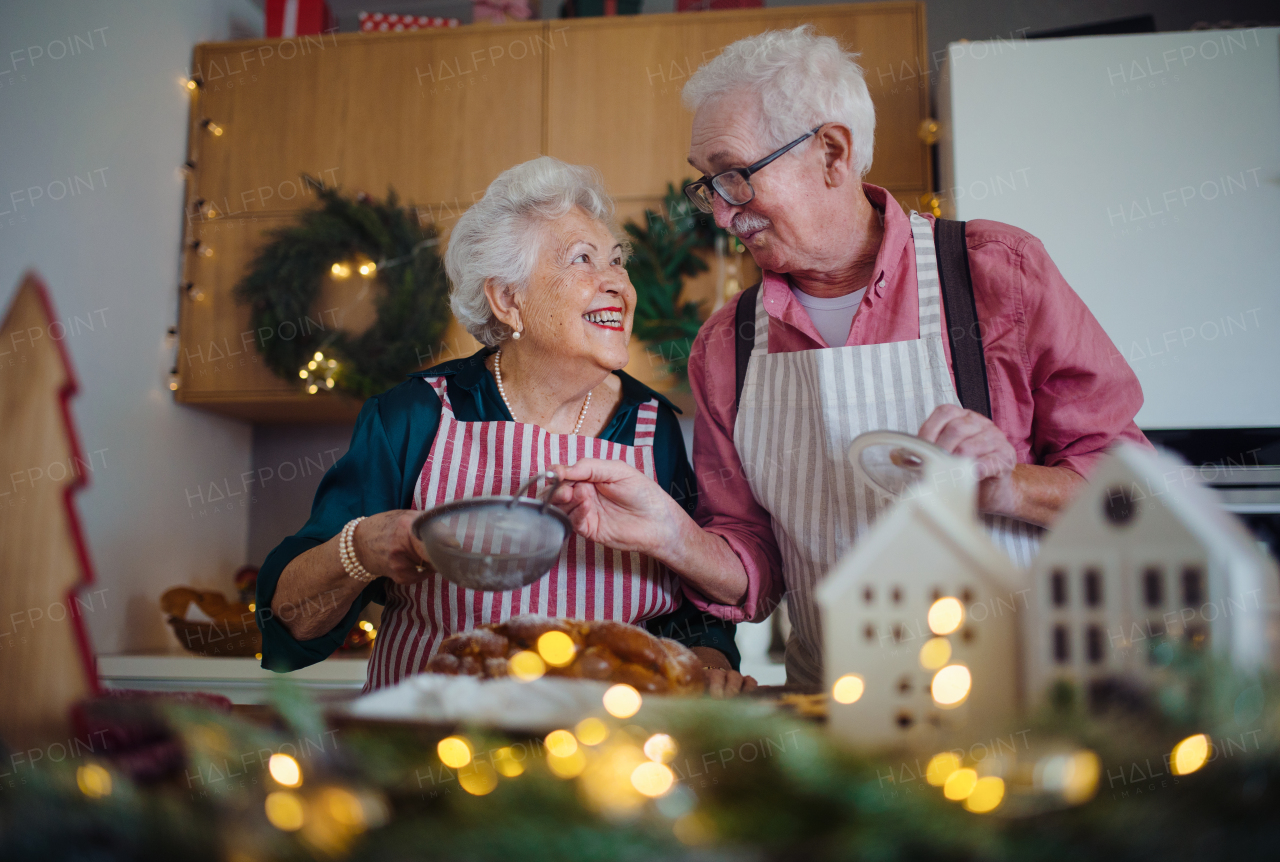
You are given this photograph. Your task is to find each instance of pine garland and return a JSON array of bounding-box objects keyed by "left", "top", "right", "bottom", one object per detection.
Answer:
[
  {"left": 625, "top": 183, "right": 727, "bottom": 386},
  {"left": 235, "top": 181, "right": 451, "bottom": 400},
  {"left": 5, "top": 649, "right": 1280, "bottom": 861}
]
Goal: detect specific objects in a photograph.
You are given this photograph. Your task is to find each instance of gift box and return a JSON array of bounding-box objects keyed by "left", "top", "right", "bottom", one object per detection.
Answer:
[
  {"left": 265, "top": 0, "right": 335, "bottom": 37},
  {"left": 472, "top": 0, "right": 538, "bottom": 24},
  {"left": 359, "top": 12, "right": 461, "bottom": 31},
  {"left": 677, "top": 0, "right": 765, "bottom": 11},
  {"left": 563, "top": 0, "right": 641, "bottom": 15}
]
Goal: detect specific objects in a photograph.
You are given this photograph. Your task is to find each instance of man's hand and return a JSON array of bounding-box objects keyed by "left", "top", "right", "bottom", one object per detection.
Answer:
[
  {"left": 918, "top": 404, "right": 1018, "bottom": 517},
  {"left": 692, "top": 647, "right": 759, "bottom": 698},
  {"left": 549, "top": 459, "right": 680, "bottom": 557}
]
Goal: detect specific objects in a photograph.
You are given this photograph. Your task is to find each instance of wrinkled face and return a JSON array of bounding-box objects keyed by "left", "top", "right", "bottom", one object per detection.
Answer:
[
  {"left": 514, "top": 206, "right": 635, "bottom": 371},
  {"left": 688, "top": 90, "right": 829, "bottom": 274}
]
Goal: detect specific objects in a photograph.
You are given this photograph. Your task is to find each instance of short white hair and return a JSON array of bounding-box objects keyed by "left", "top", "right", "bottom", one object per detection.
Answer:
[
  {"left": 445, "top": 156, "right": 620, "bottom": 347},
  {"left": 682, "top": 26, "right": 876, "bottom": 178}
]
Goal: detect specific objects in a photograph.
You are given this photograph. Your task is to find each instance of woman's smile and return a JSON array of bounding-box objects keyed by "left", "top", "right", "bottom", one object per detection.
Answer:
[{"left": 583, "top": 306, "right": 625, "bottom": 331}]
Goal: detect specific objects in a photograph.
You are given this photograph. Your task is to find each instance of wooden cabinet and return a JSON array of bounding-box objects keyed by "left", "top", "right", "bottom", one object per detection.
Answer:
[{"left": 177, "top": 5, "right": 930, "bottom": 421}]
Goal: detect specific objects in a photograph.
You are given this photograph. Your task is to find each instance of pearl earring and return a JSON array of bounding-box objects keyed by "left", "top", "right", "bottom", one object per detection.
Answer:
[{"left": 511, "top": 330, "right": 521, "bottom": 340}]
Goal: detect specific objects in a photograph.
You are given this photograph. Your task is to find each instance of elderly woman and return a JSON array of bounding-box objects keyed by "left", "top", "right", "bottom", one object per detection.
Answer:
[{"left": 256, "top": 157, "right": 754, "bottom": 695}]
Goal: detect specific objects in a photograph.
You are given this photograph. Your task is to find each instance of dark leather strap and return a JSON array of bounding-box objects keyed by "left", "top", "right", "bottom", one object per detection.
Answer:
[
  {"left": 733, "top": 283, "right": 761, "bottom": 411},
  {"left": 934, "top": 218, "right": 992, "bottom": 419}
]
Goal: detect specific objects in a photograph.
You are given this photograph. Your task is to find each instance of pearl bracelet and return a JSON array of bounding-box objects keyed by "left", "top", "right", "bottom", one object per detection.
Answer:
[{"left": 339, "top": 517, "right": 376, "bottom": 583}]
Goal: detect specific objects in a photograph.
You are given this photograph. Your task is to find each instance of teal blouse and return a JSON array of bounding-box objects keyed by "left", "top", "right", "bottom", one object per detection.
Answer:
[{"left": 256, "top": 348, "right": 739, "bottom": 673}]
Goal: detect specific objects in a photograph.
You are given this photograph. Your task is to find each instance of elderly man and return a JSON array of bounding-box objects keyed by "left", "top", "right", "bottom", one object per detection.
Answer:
[{"left": 554, "top": 27, "right": 1151, "bottom": 689}]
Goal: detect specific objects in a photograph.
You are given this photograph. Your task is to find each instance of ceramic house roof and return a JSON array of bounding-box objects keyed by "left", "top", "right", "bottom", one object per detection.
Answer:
[
  {"left": 818, "top": 491, "right": 1023, "bottom": 609},
  {"left": 1049, "top": 443, "right": 1276, "bottom": 581}
]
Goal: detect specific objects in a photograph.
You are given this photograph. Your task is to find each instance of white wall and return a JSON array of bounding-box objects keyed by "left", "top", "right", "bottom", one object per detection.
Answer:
[
  {"left": 940, "top": 29, "right": 1280, "bottom": 430},
  {"left": 0, "top": 0, "right": 262, "bottom": 653}
]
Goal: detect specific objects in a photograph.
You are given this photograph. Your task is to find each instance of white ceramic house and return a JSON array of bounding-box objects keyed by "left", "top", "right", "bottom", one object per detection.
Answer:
[
  {"left": 1026, "top": 443, "right": 1280, "bottom": 709},
  {"left": 818, "top": 485, "right": 1026, "bottom": 751}
]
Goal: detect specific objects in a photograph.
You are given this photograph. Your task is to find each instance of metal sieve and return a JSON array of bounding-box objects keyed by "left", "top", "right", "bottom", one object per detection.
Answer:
[{"left": 411, "top": 471, "right": 572, "bottom": 592}]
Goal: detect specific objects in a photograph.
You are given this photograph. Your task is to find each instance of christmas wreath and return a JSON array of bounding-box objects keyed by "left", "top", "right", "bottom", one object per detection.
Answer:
[
  {"left": 236, "top": 181, "right": 451, "bottom": 400},
  {"left": 625, "top": 183, "right": 740, "bottom": 386}
]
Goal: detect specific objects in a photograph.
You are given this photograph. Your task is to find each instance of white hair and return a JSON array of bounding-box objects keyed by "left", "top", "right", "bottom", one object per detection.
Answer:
[
  {"left": 445, "top": 156, "right": 620, "bottom": 347},
  {"left": 682, "top": 26, "right": 876, "bottom": 178}
]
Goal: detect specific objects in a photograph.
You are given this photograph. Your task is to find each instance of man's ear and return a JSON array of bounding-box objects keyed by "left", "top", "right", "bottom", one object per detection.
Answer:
[
  {"left": 483, "top": 278, "right": 521, "bottom": 332},
  {"left": 818, "top": 124, "right": 856, "bottom": 189}
]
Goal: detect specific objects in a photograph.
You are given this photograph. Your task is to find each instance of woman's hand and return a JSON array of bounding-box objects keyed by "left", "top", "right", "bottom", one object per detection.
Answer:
[
  {"left": 692, "top": 647, "right": 759, "bottom": 698},
  {"left": 549, "top": 459, "right": 681, "bottom": 557},
  {"left": 352, "top": 510, "right": 434, "bottom": 586}
]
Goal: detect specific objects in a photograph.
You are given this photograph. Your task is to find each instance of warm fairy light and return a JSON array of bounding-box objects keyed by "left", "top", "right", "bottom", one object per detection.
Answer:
[
  {"left": 319, "top": 787, "right": 367, "bottom": 829},
  {"left": 330, "top": 262, "right": 351, "bottom": 279},
  {"left": 931, "top": 664, "right": 972, "bottom": 707},
  {"left": 197, "top": 244, "right": 213, "bottom": 257},
  {"left": 255, "top": 652, "right": 263, "bottom": 660},
  {"left": 1172, "top": 734, "right": 1211, "bottom": 776},
  {"left": 603, "top": 684, "right": 642, "bottom": 718},
  {"left": 307, "top": 383, "right": 319, "bottom": 394},
  {"left": 185, "top": 78, "right": 198, "bottom": 90},
  {"left": 643, "top": 734, "right": 678, "bottom": 764},
  {"left": 265, "top": 790, "right": 305, "bottom": 831},
  {"left": 545, "top": 730, "right": 578, "bottom": 758},
  {"left": 326, "top": 359, "right": 337, "bottom": 368},
  {"left": 188, "top": 286, "right": 206, "bottom": 301},
  {"left": 437, "top": 736, "right": 472, "bottom": 769},
  {"left": 831, "top": 674, "right": 865, "bottom": 704},
  {"left": 367, "top": 629, "right": 376, "bottom": 639},
  {"left": 359, "top": 621, "right": 373, "bottom": 631},
  {"left": 963, "top": 776, "right": 1005, "bottom": 813},
  {"left": 268, "top": 753, "right": 302, "bottom": 787},
  {"left": 459, "top": 761, "right": 498, "bottom": 796},
  {"left": 324, "top": 377, "right": 335, "bottom": 389},
  {"left": 76, "top": 763, "right": 112, "bottom": 798},
  {"left": 919, "top": 637, "right": 952, "bottom": 670},
  {"left": 925, "top": 752, "right": 962, "bottom": 786},
  {"left": 546, "top": 747, "right": 587, "bottom": 779},
  {"left": 358, "top": 261, "right": 377, "bottom": 276},
  {"left": 575, "top": 717, "right": 609, "bottom": 746},
  {"left": 314, "top": 351, "right": 324, "bottom": 361},
  {"left": 493, "top": 747, "right": 524, "bottom": 777},
  {"left": 509, "top": 650, "right": 546, "bottom": 681},
  {"left": 203, "top": 120, "right": 224, "bottom": 136},
  {"left": 168, "top": 373, "right": 180, "bottom": 391},
  {"left": 1035, "top": 750, "right": 1100, "bottom": 804},
  {"left": 537, "top": 631, "right": 577, "bottom": 667},
  {"left": 299, "top": 369, "right": 309, "bottom": 379},
  {"left": 631, "top": 761, "right": 675, "bottom": 797},
  {"left": 943, "top": 767, "right": 978, "bottom": 801},
  {"left": 308, "top": 360, "right": 318, "bottom": 370},
  {"left": 248, "top": 603, "right": 256, "bottom": 612},
  {"left": 928, "top": 597, "right": 964, "bottom": 635}
]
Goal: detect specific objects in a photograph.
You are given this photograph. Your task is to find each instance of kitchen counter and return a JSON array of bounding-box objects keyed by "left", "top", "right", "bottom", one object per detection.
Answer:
[{"left": 96, "top": 653, "right": 369, "bottom": 705}]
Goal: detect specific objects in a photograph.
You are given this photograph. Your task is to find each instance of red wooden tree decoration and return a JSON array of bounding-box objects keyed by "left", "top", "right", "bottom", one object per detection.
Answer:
[{"left": 0, "top": 272, "right": 99, "bottom": 748}]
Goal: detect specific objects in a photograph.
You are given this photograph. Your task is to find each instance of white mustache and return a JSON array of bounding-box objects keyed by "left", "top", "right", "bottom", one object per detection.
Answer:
[{"left": 730, "top": 212, "right": 770, "bottom": 237}]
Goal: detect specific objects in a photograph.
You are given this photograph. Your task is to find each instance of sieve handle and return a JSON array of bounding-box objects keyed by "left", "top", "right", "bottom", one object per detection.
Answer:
[{"left": 506, "top": 470, "right": 565, "bottom": 512}]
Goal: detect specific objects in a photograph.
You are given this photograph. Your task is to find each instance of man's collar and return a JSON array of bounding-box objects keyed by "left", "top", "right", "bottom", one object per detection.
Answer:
[{"left": 410, "top": 346, "right": 680, "bottom": 413}]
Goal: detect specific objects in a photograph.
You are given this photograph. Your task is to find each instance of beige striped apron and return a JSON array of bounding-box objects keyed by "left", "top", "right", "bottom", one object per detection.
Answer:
[{"left": 733, "top": 212, "right": 1042, "bottom": 688}]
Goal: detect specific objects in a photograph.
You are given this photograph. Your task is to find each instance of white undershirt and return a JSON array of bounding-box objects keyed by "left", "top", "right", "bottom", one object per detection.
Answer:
[{"left": 789, "top": 285, "right": 868, "bottom": 348}]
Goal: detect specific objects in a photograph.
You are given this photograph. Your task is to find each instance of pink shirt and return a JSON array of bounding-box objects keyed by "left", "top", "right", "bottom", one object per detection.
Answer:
[{"left": 687, "top": 184, "right": 1153, "bottom": 623}]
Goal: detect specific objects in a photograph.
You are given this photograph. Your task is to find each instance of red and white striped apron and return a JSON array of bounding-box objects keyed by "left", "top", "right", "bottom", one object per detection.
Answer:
[{"left": 364, "top": 375, "right": 682, "bottom": 691}]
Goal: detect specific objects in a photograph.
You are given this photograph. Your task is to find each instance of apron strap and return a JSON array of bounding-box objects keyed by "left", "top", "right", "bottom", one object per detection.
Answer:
[
  {"left": 733, "top": 283, "right": 765, "bottom": 411},
  {"left": 631, "top": 399, "right": 660, "bottom": 448},
  {"left": 933, "top": 217, "right": 993, "bottom": 420}
]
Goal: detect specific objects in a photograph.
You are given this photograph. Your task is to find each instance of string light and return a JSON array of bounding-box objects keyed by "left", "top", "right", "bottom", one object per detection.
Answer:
[
  {"left": 76, "top": 763, "right": 112, "bottom": 798},
  {"left": 330, "top": 262, "right": 351, "bottom": 279},
  {"left": 168, "top": 367, "right": 180, "bottom": 391},
  {"left": 268, "top": 753, "right": 302, "bottom": 788},
  {"left": 358, "top": 260, "right": 377, "bottom": 277},
  {"left": 603, "top": 684, "right": 642, "bottom": 718},
  {"left": 928, "top": 597, "right": 964, "bottom": 635},
  {"left": 931, "top": 664, "right": 972, "bottom": 707},
  {"left": 832, "top": 673, "right": 865, "bottom": 704},
  {"left": 537, "top": 631, "right": 576, "bottom": 667},
  {"left": 185, "top": 283, "right": 205, "bottom": 302},
  {"left": 201, "top": 119, "right": 224, "bottom": 136},
  {"left": 299, "top": 350, "right": 339, "bottom": 394},
  {"left": 265, "top": 791, "right": 305, "bottom": 831},
  {"left": 437, "top": 737, "right": 472, "bottom": 769},
  {"left": 574, "top": 717, "right": 609, "bottom": 746},
  {"left": 1172, "top": 734, "right": 1211, "bottom": 776}
]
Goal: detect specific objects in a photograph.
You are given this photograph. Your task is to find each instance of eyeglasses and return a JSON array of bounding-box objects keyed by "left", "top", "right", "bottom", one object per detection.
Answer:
[{"left": 683, "top": 126, "right": 823, "bottom": 214}]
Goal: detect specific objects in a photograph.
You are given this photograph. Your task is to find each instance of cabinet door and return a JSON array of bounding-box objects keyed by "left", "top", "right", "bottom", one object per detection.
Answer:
[
  {"left": 546, "top": 3, "right": 930, "bottom": 207},
  {"left": 189, "top": 26, "right": 546, "bottom": 220}
]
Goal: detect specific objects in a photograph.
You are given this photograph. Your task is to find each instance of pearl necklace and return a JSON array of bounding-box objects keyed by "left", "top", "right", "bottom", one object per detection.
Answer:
[{"left": 494, "top": 349, "right": 592, "bottom": 435}]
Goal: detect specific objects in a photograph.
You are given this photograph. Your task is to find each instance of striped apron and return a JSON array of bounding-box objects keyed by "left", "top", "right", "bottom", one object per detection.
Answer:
[
  {"left": 364, "top": 375, "right": 682, "bottom": 691},
  {"left": 734, "top": 212, "right": 1043, "bottom": 689}
]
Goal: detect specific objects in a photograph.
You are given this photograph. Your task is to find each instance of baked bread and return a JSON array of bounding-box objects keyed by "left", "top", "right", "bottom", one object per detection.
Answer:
[{"left": 423, "top": 614, "right": 706, "bottom": 695}]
